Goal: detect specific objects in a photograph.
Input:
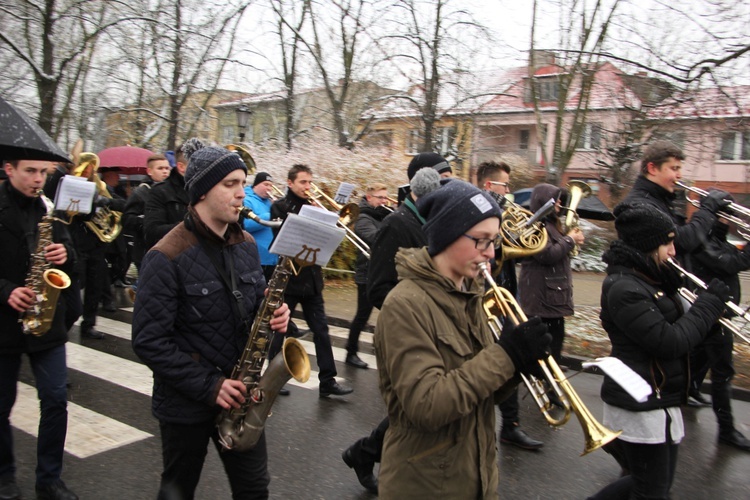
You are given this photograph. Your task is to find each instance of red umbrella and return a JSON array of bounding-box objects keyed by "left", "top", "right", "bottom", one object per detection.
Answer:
[{"left": 97, "top": 146, "right": 155, "bottom": 175}]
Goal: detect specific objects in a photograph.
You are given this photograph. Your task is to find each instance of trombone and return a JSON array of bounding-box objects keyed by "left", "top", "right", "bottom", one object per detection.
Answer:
[
  {"left": 675, "top": 181, "right": 750, "bottom": 240},
  {"left": 305, "top": 183, "right": 371, "bottom": 259},
  {"left": 667, "top": 258, "right": 750, "bottom": 344},
  {"left": 478, "top": 262, "right": 621, "bottom": 455}
]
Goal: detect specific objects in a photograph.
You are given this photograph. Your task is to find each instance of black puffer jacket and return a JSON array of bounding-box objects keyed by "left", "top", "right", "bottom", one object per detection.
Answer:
[
  {"left": 0, "top": 182, "right": 76, "bottom": 354},
  {"left": 353, "top": 198, "right": 389, "bottom": 284},
  {"left": 599, "top": 241, "right": 724, "bottom": 411},
  {"left": 367, "top": 199, "right": 426, "bottom": 309},
  {"left": 270, "top": 189, "right": 324, "bottom": 297},
  {"left": 621, "top": 176, "right": 716, "bottom": 261},
  {"left": 132, "top": 208, "right": 265, "bottom": 424},
  {"left": 122, "top": 182, "right": 152, "bottom": 266},
  {"left": 144, "top": 168, "right": 188, "bottom": 249}
]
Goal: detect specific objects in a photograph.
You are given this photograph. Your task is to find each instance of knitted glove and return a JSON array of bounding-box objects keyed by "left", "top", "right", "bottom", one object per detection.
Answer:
[
  {"left": 498, "top": 316, "right": 552, "bottom": 376},
  {"left": 705, "top": 277, "right": 731, "bottom": 304},
  {"left": 700, "top": 189, "right": 731, "bottom": 215}
]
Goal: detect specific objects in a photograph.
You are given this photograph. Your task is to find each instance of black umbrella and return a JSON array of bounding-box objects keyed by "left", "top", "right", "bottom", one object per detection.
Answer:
[
  {"left": 511, "top": 188, "right": 614, "bottom": 221},
  {"left": 0, "top": 96, "right": 70, "bottom": 163}
]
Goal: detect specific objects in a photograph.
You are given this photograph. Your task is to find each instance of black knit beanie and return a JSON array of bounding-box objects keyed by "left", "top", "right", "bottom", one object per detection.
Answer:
[
  {"left": 407, "top": 152, "right": 452, "bottom": 180},
  {"left": 614, "top": 203, "right": 676, "bottom": 253},
  {"left": 252, "top": 172, "right": 273, "bottom": 187},
  {"left": 184, "top": 146, "right": 247, "bottom": 204},
  {"left": 418, "top": 179, "right": 502, "bottom": 256}
]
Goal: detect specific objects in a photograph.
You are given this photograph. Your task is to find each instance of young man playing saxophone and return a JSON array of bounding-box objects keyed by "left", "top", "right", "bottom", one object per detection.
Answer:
[{"left": 132, "top": 145, "right": 290, "bottom": 499}]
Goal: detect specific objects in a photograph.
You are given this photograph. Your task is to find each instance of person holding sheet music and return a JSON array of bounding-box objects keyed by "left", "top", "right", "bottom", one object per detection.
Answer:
[
  {"left": 267, "top": 164, "right": 353, "bottom": 398},
  {"left": 587, "top": 203, "right": 730, "bottom": 500}
]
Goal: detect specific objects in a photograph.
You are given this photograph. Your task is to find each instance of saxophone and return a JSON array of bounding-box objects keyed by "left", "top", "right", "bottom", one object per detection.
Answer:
[
  {"left": 217, "top": 256, "right": 311, "bottom": 451},
  {"left": 20, "top": 191, "right": 72, "bottom": 336}
]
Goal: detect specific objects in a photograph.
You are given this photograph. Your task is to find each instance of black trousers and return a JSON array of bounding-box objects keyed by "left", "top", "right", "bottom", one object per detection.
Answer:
[
  {"left": 77, "top": 244, "right": 107, "bottom": 331},
  {"left": 690, "top": 325, "right": 736, "bottom": 432},
  {"left": 348, "top": 417, "right": 389, "bottom": 465},
  {"left": 268, "top": 292, "right": 337, "bottom": 384},
  {"left": 542, "top": 317, "right": 566, "bottom": 363},
  {"left": 158, "top": 420, "right": 269, "bottom": 500},
  {"left": 346, "top": 283, "right": 373, "bottom": 356}
]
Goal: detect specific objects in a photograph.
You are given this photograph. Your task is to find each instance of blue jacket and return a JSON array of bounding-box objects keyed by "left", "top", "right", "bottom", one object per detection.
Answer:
[
  {"left": 132, "top": 207, "right": 266, "bottom": 424},
  {"left": 242, "top": 187, "right": 277, "bottom": 266}
]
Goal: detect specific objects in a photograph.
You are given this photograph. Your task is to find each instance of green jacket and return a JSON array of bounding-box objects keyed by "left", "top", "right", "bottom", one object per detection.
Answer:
[{"left": 374, "top": 247, "right": 517, "bottom": 499}]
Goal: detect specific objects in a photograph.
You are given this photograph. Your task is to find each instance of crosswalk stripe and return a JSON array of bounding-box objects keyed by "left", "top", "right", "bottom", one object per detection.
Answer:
[
  {"left": 66, "top": 342, "right": 153, "bottom": 396},
  {"left": 10, "top": 382, "right": 152, "bottom": 459}
]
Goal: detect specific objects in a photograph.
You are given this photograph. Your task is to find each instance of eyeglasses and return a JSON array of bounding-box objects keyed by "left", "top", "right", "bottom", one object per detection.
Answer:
[
  {"left": 488, "top": 181, "right": 510, "bottom": 189},
  {"left": 371, "top": 195, "right": 389, "bottom": 200},
  {"left": 462, "top": 234, "right": 501, "bottom": 251}
]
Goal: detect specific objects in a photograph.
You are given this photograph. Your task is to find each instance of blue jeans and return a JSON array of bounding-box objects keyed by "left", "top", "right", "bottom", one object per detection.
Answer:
[{"left": 0, "top": 345, "right": 69, "bottom": 486}]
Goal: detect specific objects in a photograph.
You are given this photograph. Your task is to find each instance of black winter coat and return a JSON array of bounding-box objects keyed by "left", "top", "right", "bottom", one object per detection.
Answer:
[
  {"left": 518, "top": 184, "right": 576, "bottom": 318},
  {"left": 599, "top": 242, "right": 724, "bottom": 411},
  {"left": 122, "top": 182, "right": 152, "bottom": 265},
  {"left": 353, "top": 199, "right": 389, "bottom": 284},
  {"left": 621, "top": 176, "right": 716, "bottom": 263},
  {"left": 131, "top": 208, "right": 265, "bottom": 424},
  {"left": 367, "top": 198, "right": 426, "bottom": 309},
  {"left": 0, "top": 182, "right": 76, "bottom": 354},
  {"left": 144, "top": 168, "right": 188, "bottom": 249},
  {"left": 270, "top": 189, "right": 324, "bottom": 297}
]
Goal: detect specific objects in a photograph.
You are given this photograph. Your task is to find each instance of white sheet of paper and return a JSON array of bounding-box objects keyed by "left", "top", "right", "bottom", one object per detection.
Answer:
[
  {"left": 299, "top": 204, "right": 339, "bottom": 226},
  {"left": 54, "top": 175, "right": 96, "bottom": 214},
  {"left": 582, "top": 357, "right": 653, "bottom": 403},
  {"left": 334, "top": 182, "right": 356, "bottom": 205},
  {"left": 269, "top": 212, "right": 345, "bottom": 266}
]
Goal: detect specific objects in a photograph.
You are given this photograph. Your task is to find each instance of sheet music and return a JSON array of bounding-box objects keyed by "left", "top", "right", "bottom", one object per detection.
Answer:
[
  {"left": 581, "top": 357, "right": 652, "bottom": 403},
  {"left": 269, "top": 212, "right": 345, "bottom": 266},
  {"left": 334, "top": 182, "right": 356, "bottom": 205},
  {"left": 54, "top": 175, "right": 96, "bottom": 214},
  {"left": 299, "top": 205, "right": 339, "bottom": 226}
]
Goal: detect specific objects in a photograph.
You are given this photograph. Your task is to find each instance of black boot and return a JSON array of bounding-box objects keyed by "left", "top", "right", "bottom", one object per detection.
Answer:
[
  {"left": 36, "top": 480, "right": 79, "bottom": 500},
  {"left": 342, "top": 447, "right": 378, "bottom": 493}
]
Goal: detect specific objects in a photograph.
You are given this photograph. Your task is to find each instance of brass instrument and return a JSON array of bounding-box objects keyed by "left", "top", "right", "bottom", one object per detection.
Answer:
[
  {"left": 237, "top": 206, "right": 283, "bottom": 229},
  {"left": 73, "top": 151, "right": 123, "bottom": 243},
  {"left": 20, "top": 191, "right": 72, "bottom": 336},
  {"left": 217, "top": 256, "right": 311, "bottom": 451},
  {"left": 269, "top": 184, "right": 286, "bottom": 201},
  {"left": 226, "top": 143, "right": 257, "bottom": 173},
  {"left": 305, "top": 182, "right": 371, "bottom": 259},
  {"left": 478, "top": 262, "right": 621, "bottom": 455},
  {"left": 562, "top": 180, "right": 591, "bottom": 257},
  {"left": 667, "top": 258, "right": 750, "bottom": 344},
  {"left": 675, "top": 181, "right": 750, "bottom": 240},
  {"left": 500, "top": 198, "right": 554, "bottom": 261}
]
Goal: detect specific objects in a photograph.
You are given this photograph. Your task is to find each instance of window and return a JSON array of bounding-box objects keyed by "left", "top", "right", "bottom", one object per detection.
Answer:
[
  {"left": 363, "top": 129, "right": 393, "bottom": 148},
  {"left": 519, "top": 130, "right": 530, "bottom": 150},
  {"left": 719, "top": 131, "right": 750, "bottom": 161},
  {"left": 434, "top": 127, "right": 456, "bottom": 156},
  {"left": 650, "top": 131, "right": 685, "bottom": 150},
  {"left": 524, "top": 77, "right": 560, "bottom": 102},
  {"left": 407, "top": 129, "right": 423, "bottom": 154},
  {"left": 577, "top": 123, "right": 602, "bottom": 150},
  {"left": 222, "top": 126, "right": 235, "bottom": 144}
]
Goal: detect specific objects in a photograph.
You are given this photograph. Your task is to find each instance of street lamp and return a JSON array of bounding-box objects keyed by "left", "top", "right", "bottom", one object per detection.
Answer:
[{"left": 235, "top": 104, "right": 252, "bottom": 142}]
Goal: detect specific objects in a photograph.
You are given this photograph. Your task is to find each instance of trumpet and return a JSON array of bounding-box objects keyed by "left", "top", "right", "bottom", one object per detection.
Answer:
[
  {"left": 305, "top": 183, "right": 371, "bottom": 259},
  {"left": 270, "top": 184, "right": 286, "bottom": 201},
  {"left": 667, "top": 258, "right": 750, "bottom": 344},
  {"left": 478, "top": 262, "right": 621, "bottom": 455},
  {"left": 675, "top": 181, "right": 750, "bottom": 240}
]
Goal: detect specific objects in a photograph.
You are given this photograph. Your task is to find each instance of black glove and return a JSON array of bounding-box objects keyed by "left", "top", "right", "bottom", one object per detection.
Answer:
[
  {"left": 498, "top": 316, "right": 552, "bottom": 376},
  {"left": 705, "top": 277, "right": 731, "bottom": 304},
  {"left": 700, "top": 189, "right": 731, "bottom": 215},
  {"left": 94, "top": 195, "right": 112, "bottom": 208}
]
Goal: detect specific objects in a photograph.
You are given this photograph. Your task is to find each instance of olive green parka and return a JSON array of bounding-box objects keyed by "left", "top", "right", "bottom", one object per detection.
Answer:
[{"left": 374, "top": 247, "right": 518, "bottom": 499}]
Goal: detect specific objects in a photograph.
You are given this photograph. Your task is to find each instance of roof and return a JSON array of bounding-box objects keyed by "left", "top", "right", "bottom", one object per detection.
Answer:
[{"left": 644, "top": 85, "right": 750, "bottom": 121}]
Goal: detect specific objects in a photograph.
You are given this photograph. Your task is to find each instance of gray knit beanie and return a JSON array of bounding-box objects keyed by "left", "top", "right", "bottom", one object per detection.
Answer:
[
  {"left": 184, "top": 146, "right": 247, "bottom": 204},
  {"left": 418, "top": 179, "right": 502, "bottom": 256}
]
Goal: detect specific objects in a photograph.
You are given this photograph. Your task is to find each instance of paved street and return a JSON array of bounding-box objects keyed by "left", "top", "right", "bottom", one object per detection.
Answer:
[{"left": 9, "top": 278, "right": 750, "bottom": 499}]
